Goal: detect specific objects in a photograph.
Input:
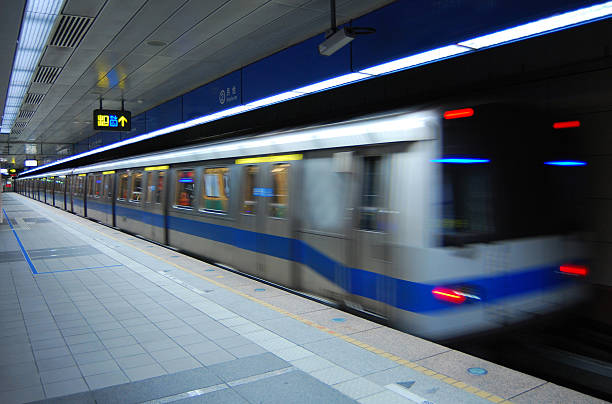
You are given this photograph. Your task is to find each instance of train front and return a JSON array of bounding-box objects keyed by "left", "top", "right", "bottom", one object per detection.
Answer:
[{"left": 393, "top": 105, "right": 590, "bottom": 340}]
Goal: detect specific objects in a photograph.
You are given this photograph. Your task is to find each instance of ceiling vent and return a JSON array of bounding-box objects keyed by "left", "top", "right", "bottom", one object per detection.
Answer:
[
  {"left": 19, "top": 110, "right": 35, "bottom": 119},
  {"left": 13, "top": 122, "right": 28, "bottom": 129},
  {"left": 24, "top": 93, "right": 45, "bottom": 105},
  {"left": 49, "top": 15, "right": 93, "bottom": 48},
  {"left": 11, "top": 129, "right": 23, "bottom": 135},
  {"left": 33, "top": 66, "right": 62, "bottom": 84}
]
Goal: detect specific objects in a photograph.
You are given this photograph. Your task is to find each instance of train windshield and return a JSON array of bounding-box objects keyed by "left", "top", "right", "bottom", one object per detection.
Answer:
[{"left": 440, "top": 106, "right": 585, "bottom": 246}]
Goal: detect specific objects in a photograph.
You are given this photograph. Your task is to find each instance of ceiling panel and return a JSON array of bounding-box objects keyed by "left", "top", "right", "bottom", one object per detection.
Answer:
[{"left": 3, "top": 0, "right": 396, "bottom": 166}]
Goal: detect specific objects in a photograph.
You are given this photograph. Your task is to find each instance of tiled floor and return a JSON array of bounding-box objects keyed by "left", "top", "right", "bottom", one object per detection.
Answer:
[{"left": 0, "top": 193, "right": 605, "bottom": 404}]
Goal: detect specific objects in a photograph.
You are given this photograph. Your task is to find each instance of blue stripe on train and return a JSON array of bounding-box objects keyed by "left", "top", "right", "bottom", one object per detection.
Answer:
[{"left": 115, "top": 205, "right": 570, "bottom": 314}]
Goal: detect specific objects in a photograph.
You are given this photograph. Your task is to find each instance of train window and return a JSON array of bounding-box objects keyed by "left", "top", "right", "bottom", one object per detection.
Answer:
[
  {"left": 130, "top": 172, "right": 143, "bottom": 202},
  {"left": 118, "top": 173, "right": 129, "bottom": 200},
  {"left": 241, "top": 165, "right": 258, "bottom": 214},
  {"left": 155, "top": 172, "right": 165, "bottom": 204},
  {"left": 360, "top": 156, "right": 382, "bottom": 231},
  {"left": 94, "top": 175, "right": 102, "bottom": 197},
  {"left": 202, "top": 167, "right": 229, "bottom": 212},
  {"left": 145, "top": 172, "right": 154, "bottom": 203},
  {"left": 270, "top": 163, "right": 290, "bottom": 218},
  {"left": 104, "top": 175, "right": 113, "bottom": 198},
  {"left": 87, "top": 175, "right": 95, "bottom": 197},
  {"left": 175, "top": 169, "right": 195, "bottom": 208},
  {"left": 441, "top": 165, "right": 494, "bottom": 245}
]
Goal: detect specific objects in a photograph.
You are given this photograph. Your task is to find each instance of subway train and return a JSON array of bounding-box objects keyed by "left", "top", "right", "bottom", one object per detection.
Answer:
[{"left": 15, "top": 105, "right": 589, "bottom": 340}]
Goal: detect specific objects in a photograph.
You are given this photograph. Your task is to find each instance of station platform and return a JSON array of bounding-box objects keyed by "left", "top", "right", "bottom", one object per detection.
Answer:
[{"left": 0, "top": 192, "right": 605, "bottom": 404}]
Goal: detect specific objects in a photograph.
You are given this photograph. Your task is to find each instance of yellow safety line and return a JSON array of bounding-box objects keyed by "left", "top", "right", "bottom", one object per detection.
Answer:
[{"left": 34, "top": 198, "right": 512, "bottom": 404}]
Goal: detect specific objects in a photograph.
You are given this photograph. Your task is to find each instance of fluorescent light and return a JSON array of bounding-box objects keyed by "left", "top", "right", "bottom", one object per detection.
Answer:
[
  {"left": 360, "top": 45, "right": 469, "bottom": 75},
  {"left": 544, "top": 160, "right": 587, "bottom": 166},
  {"left": 0, "top": 0, "right": 63, "bottom": 133},
  {"left": 246, "top": 91, "right": 302, "bottom": 108},
  {"left": 431, "top": 158, "right": 490, "bottom": 164},
  {"left": 294, "top": 73, "right": 370, "bottom": 94},
  {"left": 459, "top": 1, "right": 612, "bottom": 49}
]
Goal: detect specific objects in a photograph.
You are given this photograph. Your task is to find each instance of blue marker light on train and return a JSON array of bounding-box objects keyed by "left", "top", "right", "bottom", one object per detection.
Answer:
[
  {"left": 178, "top": 178, "right": 193, "bottom": 183},
  {"left": 431, "top": 158, "right": 490, "bottom": 164},
  {"left": 544, "top": 161, "right": 586, "bottom": 166}
]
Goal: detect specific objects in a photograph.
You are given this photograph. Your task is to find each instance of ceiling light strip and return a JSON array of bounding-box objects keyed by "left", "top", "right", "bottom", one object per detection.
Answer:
[
  {"left": 1, "top": 0, "right": 63, "bottom": 133},
  {"left": 22, "top": 1, "right": 612, "bottom": 172}
]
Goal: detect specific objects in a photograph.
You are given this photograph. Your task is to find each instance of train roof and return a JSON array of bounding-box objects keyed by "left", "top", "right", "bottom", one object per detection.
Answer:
[{"left": 20, "top": 109, "right": 437, "bottom": 179}]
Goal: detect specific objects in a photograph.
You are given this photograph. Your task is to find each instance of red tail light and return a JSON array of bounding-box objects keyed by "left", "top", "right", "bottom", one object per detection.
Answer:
[
  {"left": 553, "top": 120, "right": 580, "bottom": 129},
  {"left": 444, "top": 108, "right": 474, "bottom": 120},
  {"left": 559, "top": 264, "right": 588, "bottom": 276},
  {"left": 432, "top": 287, "right": 466, "bottom": 304}
]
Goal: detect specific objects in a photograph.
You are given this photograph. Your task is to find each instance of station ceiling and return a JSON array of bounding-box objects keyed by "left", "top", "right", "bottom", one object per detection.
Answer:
[{"left": 0, "top": 0, "right": 394, "bottom": 166}]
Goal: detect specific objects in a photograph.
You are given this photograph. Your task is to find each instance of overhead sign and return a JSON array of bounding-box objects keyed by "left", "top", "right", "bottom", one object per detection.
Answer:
[
  {"left": 24, "top": 159, "right": 37, "bottom": 167},
  {"left": 93, "top": 109, "right": 131, "bottom": 131}
]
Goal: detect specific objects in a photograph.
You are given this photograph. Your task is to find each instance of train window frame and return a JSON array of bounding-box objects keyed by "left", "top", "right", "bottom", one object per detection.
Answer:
[
  {"left": 104, "top": 174, "right": 113, "bottom": 199},
  {"left": 358, "top": 155, "right": 385, "bottom": 232},
  {"left": 117, "top": 172, "right": 129, "bottom": 201},
  {"left": 145, "top": 171, "right": 155, "bottom": 204},
  {"left": 174, "top": 168, "right": 196, "bottom": 210},
  {"left": 94, "top": 174, "right": 103, "bottom": 198},
  {"left": 269, "top": 163, "right": 290, "bottom": 219},
  {"left": 87, "top": 175, "right": 95, "bottom": 198},
  {"left": 129, "top": 171, "right": 144, "bottom": 203},
  {"left": 241, "top": 165, "right": 259, "bottom": 215},
  {"left": 155, "top": 171, "right": 165, "bottom": 205},
  {"left": 200, "top": 166, "right": 230, "bottom": 214}
]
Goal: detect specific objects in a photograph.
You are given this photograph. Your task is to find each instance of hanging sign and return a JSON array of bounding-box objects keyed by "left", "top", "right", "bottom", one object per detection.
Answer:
[{"left": 93, "top": 109, "right": 131, "bottom": 131}]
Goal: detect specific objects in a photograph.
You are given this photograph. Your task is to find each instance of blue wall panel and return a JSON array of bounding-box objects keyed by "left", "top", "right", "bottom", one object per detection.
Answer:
[
  {"left": 242, "top": 35, "right": 351, "bottom": 104},
  {"left": 183, "top": 70, "right": 242, "bottom": 121},
  {"left": 75, "top": 139, "right": 88, "bottom": 154},
  {"left": 352, "top": 0, "right": 599, "bottom": 71},
  {"left": 145, "top": 97, "right": 182, "bottom": 132},
  {"left": 121, "top": 113, "right": 145, "bottom": 140}
]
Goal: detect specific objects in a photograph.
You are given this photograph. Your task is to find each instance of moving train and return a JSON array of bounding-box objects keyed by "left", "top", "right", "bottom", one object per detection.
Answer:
[{"left": 15, "top": 105, "right": 588, "bottom": 340}]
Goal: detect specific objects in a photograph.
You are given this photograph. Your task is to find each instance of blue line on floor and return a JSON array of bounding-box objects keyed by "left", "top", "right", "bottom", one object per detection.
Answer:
[
  {"left": 36, "top": 264, "right": 123, "bottom": 274},
  {"left": 2, "top": 208, "right": 38, "bottom": 275}
]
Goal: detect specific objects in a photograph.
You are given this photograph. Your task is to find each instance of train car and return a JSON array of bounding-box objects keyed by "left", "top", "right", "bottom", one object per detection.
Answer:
[{"left": 16, "top": 106, "right": 588, "bottom": 340}]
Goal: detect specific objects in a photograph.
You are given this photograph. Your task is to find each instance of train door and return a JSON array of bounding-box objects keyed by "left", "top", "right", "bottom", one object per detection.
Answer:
[
  {"left": 239, "top": 160, "right": 297, "bottom": 288},
  {"left": 102, "top": 172, "right": 115, "bottom": 225},
  {"left": 65, "top": 176, "right": 72, "bottom": 211},
  {"left": 350, "top": 154, "right": 392, "bottom": 317},
  {"left": 143, "top": 168, "right": 167, "bottom": 243}
]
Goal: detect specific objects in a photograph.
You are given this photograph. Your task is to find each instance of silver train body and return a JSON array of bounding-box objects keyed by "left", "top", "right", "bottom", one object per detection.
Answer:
[{"left": 17, "top": 108, "right": 587, "bottom": 340}]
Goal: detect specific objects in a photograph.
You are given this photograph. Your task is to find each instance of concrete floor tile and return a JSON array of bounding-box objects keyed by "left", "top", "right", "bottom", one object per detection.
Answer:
[
  {"left": 79, "top": 359, "right": 121, "bottom": 376},
  {"left": 85, "top": 371, "right": 130, "bottom": 390},
  {"left": 310, "top": 365, "right": 358, "bottom": 385},
  {"left": 34, "top": 346, "right": 71, "bottom": 360},
  {"left": 124, "top": 363, "right": 167, "bottom": 381},
  {"left": 150, "top": 346, "right": 190, "bottom": 362},
  {"left": 74, "top": 350, "right": 113, "bottom": 365},
  {"left": 37, "top": 355, "right": 77, "bottom": 372},
  {"left": 160, "top": 357, "right": 202, "bottom": 374},
  {"left": 39, "top": 366, "right": 82, "bottom": 384},
  {"left": 115, "top": 353, "right": 157, "bottom": 370},
  {"left": 193, "top": 350, "right": 236, "bottom": 366},
  {"left": 357, "top": 390, "right": 413, "bottom": 404},
  {"left": 102, "top": 335, "right": 137, "bottom": 348},
  {"left": 141, "top": 339, "right": 178, "bottom": 352},
  {"left": 30, "top": 337, "right": 66, "bottom": 351},
  {"left": 109, "top": 344, "right": 146, "bottom": 359},
  {"left": 0, "top": 385, "right": 45, "bottom": 404},
  {"left": 334, "top": 377, "right": 385, "bottom": 399},
  {"left": 416, "top": 350, "right": 544, "bottom": 399},
  {"left": 290, "top": 356, "right": 335, "bottom": 373},
  {"left": 511, "top": 381, "right": 606, "bottom": 403},
  {"left": 69, "top": 340, "right": 106, "bottom": 354},
  {"left": 225, "top": 343, "right": 268, "bottom": 358},
  {"left": 43, "top": 377, "right": 89, "bottom": 398}
]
